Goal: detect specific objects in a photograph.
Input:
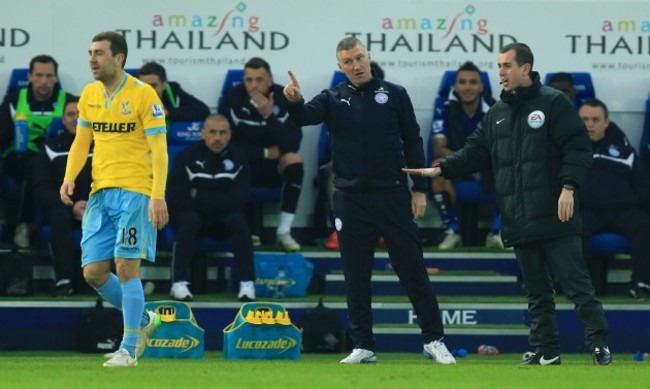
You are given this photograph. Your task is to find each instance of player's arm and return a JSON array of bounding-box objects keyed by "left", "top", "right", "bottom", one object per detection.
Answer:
[
  {"left": 146, "top": 131, "right": 169, "bottom": 229},
  {"left": 61, "top": 125, "right": 92, "bottom": 205}
]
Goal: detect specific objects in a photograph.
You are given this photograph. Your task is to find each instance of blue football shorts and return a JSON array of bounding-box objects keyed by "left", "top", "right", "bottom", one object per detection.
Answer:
[{"left": 81, "top": 188, "right": 157, "bottom": 266}]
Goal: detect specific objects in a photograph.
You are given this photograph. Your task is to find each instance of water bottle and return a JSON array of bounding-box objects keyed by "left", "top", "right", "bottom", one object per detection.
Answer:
[
  {"left": 14, "top": 114, "right": 28, "bottom": 153},
  {"left": 273, "top": 266, "right": 287, "bottom": 298},
  {"left": 477, "top": 344, "right": 500, "bottom": 356}
]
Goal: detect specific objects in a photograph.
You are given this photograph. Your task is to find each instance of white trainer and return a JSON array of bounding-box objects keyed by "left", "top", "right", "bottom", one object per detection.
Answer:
[
  {"left": 423, "top": 340, "right": 457, "bottom": 364},
  {"left": 277, "top": 232, "right": 301, "bottom": 252},
  {"left": 485, "top": 232, "right": 505, "bottom": 249},
  {"left": 13, "top": 223, "right": 30, "bottom": 249},
  {"left": 135, "top": 311, "right": 160, "bottom": 358},
  {"left": 340, "top": 348, "right": 377, "bottom": 364},
  {"left": 438, "top": 229, "right": 462, "bottom": 250},
  {"left": 238, "top": 280, "right": 256, "bottom": 302},
  {"left": 170, "top": 281, "right": 193, "bottom": 301},
  {"left": 103, "top": 348, "right": 137, "bottom": 367}
]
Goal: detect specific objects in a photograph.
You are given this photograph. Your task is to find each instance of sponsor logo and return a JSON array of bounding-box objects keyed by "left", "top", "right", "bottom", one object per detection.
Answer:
[
  {"left": 234, "top": 336, "right": 297, "bottom": 353},
  {"left": 340, "top": 97, "right": 351, "bottom": 106},
  {"left": 527, "top": 110, "right": 545, "bottom": 129},
  {"left": 539, "top": 355, "right": 560, "bottom": 365},
  {"left": 91, "top": 122, "right": 136, "bottom": 133},
  {"left": 156, "top": 305, "right": 177, "bottom": 322},
  {"left": 147, "top": 335, "right": 201, "bottom": 353},
  {"left": 152, "top": 104, "right": 164, "bottom": 118},
  {"left": 496, "top": 118, "right": 505, "bottom": 124}
]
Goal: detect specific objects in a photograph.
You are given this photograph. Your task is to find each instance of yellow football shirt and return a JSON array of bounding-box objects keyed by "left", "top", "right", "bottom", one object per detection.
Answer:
[{"left": 77, "top": 73, "right": 167, "bottom": 196}]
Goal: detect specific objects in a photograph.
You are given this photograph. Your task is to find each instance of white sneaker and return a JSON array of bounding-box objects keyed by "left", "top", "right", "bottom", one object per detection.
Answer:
[
  {"left": 340, "top": 348, "right": 377, "bottom": 364},
  {"left": 485, "top": 232, "right": 505, "bottom": 249},
  {"left": 103, "top": 348, "right": 137, "bottom": 367},
  {"left": 170, "top": 281, "right": 193, "bottom": 301},
  {"left": 423, "top": 340, "right": 457, "bottom": 364},
  {"left": 277, "top": 232, "right": 301, "bottom": 252},
  {"left": 135, "top": 311, "right": 161, "bottom": 358},
  {"left": 438, "top": 229, "right": 462, "bottom": 250},
  {"left": 13, "top": 223, "right": 30, "bottom": 249},
  {"left": 238, "top": 280, "right": 256, "bottom": 302}
]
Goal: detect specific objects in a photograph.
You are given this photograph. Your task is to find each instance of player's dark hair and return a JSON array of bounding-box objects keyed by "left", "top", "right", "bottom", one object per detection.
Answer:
[
  {"left": 29, "top": 55, "right": 58, "bottom": 75},
  {"left": 139, "top": 62, "right": 167, "bottom": 82},
  {"left": 92, "top": 31, "right": 128, "bottom": 69}
]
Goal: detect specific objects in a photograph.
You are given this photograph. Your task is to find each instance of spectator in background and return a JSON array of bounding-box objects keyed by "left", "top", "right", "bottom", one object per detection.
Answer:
[
  {"left": 167, "top": 114, "right": 255, "bottom": 302},
  {"left": 321, "top": 61, "right": 385, "bottom": 250},
  {"left": 578, "top": 98, "right": 650, "bottom": 299},
  {"left": 138, "top": 62, "right": 210, "bottom": 123},
  {"left": 0, "top": 55, "right": 76, "bottom": 248},
  {"left": 549, "top": 72, "right": 577, "bottom": 107},
  {"left": 219, "top": 57, "right": 304, "bottom": 252},
  {"left": 34, "top": 98, "right": 92, "bottom": 296},
  {"left": 429, "top": 61, "right": 501, "bottom": 249}
]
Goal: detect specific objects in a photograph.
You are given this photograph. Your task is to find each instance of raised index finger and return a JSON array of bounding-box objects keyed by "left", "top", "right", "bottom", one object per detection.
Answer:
[{"left": 288, "top": 70, "right": 300, "bottom": 88}]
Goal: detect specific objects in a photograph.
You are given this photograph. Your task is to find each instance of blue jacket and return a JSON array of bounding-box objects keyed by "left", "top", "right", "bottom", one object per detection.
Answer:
[{"left": 288, "top": 76, "right": 427, "bottom": 192}]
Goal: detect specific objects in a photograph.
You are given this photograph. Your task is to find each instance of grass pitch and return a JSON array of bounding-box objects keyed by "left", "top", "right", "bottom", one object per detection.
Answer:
[{"left": 1, "top": 352, "right": 648, "bottom": 389}]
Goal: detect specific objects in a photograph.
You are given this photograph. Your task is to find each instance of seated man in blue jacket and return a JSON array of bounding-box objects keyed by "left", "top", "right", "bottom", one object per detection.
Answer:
[
  {"left": 578, "top": 98, "right": 650, "bottom": 299},
  {"left": 167, "top": 113, "right": 255, "bottom": 302},
  {"left": 138, "top": 62, "right": 210, "bottom": 124}
]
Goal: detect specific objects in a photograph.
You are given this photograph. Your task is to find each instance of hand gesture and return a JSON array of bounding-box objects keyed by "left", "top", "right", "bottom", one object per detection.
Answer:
[
  {"left": 283, "top": 70, "right": 302, "bottom": 103},
  {"left": 402, "top": 167, "right": 441, "bottom": 177},
  {"left": 60, "top": 180, "right": 75, "bottom": 206},
  {"left": 250, "top": 90, "right": 274, "bottom": 119}
]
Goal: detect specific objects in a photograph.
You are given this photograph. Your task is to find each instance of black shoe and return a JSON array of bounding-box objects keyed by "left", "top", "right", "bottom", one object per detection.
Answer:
[
  {"left": 629, "top": 282, "right": 650, "bottom": 299},
  {"left": 592, "top": 346, "right": 612, "bottom": 365},
  {"left": 521, "top": 351, "right": 561, "bottom": 365},
  {"left": 53, "top": 281, "right": 73, "bottom": 297}
]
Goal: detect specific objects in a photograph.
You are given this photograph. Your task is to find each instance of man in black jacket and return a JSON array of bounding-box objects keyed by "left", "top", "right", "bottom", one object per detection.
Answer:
[
  {"left": 578, "top": 98, "right": 650, "bottom": 299},
  {"left": 34, "top": 98, "right": 92, "bottom": 296},
  {"left": 167, "top": 113, "right": 255, "bottom": 302},
  {"left": 404, "top": 43, "right": 611, "bottom": 365},
  {"left": 138, "top": 62, "right": 210, "bottom": 123},
  {"left": 284, "top": 37, "right": 455, "bottom": 365},
  {"left": 219, "top": 57, "right": 304, "bottom": 252}
]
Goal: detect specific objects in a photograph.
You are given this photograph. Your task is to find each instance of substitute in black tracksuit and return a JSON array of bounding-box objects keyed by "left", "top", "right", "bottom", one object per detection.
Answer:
[
  {"left": 167, "top": 114, "right": 254, "bottom": 299},
  {"left": 578, "top": 99, "right": 650, "bottom": 298},
  {"left": 285, "top": 37, "right": 455, "bottom": 364},
  {"left": 138, "top": 62, "right": 210, "bottom": 123},
  {"left": 33, "top": 98, "right": 92, "bottom": 295},
  {"left": 405, "top": 43, "right": 611, "bottom": 365}
]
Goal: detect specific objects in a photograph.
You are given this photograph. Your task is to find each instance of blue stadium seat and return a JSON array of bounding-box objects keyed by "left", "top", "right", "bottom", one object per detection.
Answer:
[
  {"left": 588, "top": 232, "right": 631, "bottom": 255},
  {"left": 543, "top": 71, "right": 595, "bottom": 108},
  {"left": 5, "top": 67, "right": 62, "bottom": 95},
  {"left": 217, "top": 69, "right": 244, "bottom": 109},
  {"left": 124, "top": 68, "right": 140, "bottom": 78}
]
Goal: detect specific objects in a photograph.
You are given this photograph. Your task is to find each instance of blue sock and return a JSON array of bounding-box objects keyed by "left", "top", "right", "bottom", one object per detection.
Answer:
[
  {"left": 96, "top": 274, "right": 150, "bottom": 327},
  {"left": 95, "top": 273, "right": 122, "bottom": 309},
  {"left": 491, "top": 207, "right": 502, "bottom": 235},
  {"left": 119, "top": 278, "right": 145, "bottom": 357}
]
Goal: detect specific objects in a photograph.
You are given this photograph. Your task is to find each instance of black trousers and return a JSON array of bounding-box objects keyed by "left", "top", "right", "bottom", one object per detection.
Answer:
[
  {"left": 581, "top": 207, "right": 650, "bottom": 286},
  {"left": 335, "top": 187, "right": 444, "bottom": 351},
  {"left": 46, "top": 205, "right": 81, "bottom": 282},
  {"left": 514, "top": 235, "right": 609, "bottom": 355},
  {"left": 171, "top": 210, "right": 254, "bottom": 283}
]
